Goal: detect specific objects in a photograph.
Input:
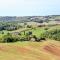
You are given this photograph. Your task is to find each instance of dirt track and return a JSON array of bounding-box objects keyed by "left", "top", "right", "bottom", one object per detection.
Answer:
[{"left": 44, "top": 43, "right": 60, "bottom": 56}]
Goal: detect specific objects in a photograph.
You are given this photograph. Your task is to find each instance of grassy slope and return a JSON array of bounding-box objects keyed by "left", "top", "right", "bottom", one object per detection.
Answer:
[
  {"left": 21, "top": 28, "right": 46, "bottom": 37},
  {"left": 0, "top": 40, "right": 60, "bottom": 60},
  {"left": 0, "top": 26, "right": 60, "bottom": 60}
]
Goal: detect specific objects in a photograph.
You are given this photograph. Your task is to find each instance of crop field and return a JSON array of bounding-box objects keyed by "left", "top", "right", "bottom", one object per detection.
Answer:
[{"left": 0, "top": 40, "right": 60, "bottom": 60}]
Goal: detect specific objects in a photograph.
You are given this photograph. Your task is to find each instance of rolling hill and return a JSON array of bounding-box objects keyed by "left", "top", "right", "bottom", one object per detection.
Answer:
[
  {"left": 0, "top": 40, "right": 60, "bottom": 60},
  {"left": 0, "top": 15, "right": 60, "bottom": 22}
]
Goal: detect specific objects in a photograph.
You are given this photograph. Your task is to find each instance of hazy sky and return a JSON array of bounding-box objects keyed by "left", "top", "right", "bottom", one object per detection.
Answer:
[{"left": 0, "top": 0, "right": 60, "bottom": 16}]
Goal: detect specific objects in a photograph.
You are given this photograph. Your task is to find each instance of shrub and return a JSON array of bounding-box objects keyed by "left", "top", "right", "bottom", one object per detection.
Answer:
[
  {"left": 27, "top": 25, "right": 32, "bottom": 28},
  {"left": 20, "top": 37, "right": 29, "bottom": 41},
  {"left": 28, "top": 31, "right": 32, "bottom": 35},
  {"left": 44, "top": 27, "right": 49, "bottom": 30},
  {"left": 33, "top": 35, "right": 37, "bottom": 41},
  {"left": 3, "top": 35, "right": 18, "bottom": 43},
  {"left": 42, "top": 28, "right": 60, "bottom": 41},
  {"left": 1, "top": 34, "right": 21, "bottom": 43}
]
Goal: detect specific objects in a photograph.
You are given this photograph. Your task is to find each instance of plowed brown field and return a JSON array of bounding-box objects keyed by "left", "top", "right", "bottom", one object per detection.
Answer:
[{"left": 0, "top": 40, "right": 60, "bottom": 60}]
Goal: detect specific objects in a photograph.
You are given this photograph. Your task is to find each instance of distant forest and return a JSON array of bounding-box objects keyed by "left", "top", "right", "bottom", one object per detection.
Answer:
[
  {"left": 0, "top": 15, "right": 60, "bottom": 31},
  {"left": 0, "top": 15, "right": 60, "bottom": 22}
]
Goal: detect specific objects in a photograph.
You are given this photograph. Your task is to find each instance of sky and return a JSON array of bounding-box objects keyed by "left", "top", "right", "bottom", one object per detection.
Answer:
[{"left": 0, "top": 0, "right": 60, "bottom": 16}]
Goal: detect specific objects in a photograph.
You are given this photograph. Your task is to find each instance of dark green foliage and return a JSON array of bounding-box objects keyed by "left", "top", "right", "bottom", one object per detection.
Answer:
[
  {"left": 0, "top": 22, "right": 22, "bottom": 31},
  {"left": 33, "top": 35, "right": 37, "bottom": 41},
  {"left": 44, "top": 27, "right": 49, "bottom": 30},
  {"left": 32, "top": 35, "right": 46, "bottom": 42},
  {"left": 28, "top": 31, "right": 32, "bottom": 35},
  {"left": 20, "top": 37, "right": 29, "bottom": 41},
  {"left": 2, "top": 31, "right": 4, "bottom": 34},
  {"left": 3, "top": 35, "right": 17, "bottom": 43},
  {"left": 38, "top": 20, "right": 43, "bottom": 23},
  {"left": 42, "top": 28, "right": 60, "bottom": 41},
  {"left": 27, "top": 25, "right": 32, "bottom": 28},
  {"left": 1, "top": 33, "right": 21, "bottom": 43}
]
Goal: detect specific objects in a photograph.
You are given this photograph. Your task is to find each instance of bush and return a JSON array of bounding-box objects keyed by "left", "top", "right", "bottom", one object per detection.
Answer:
[
  {"left": 28, "top": 31, "right": 32, "bottom": 35},
  {"left": 3, "top": 35, "right": 18, "bottom": 43},
  {"left": 27, "top": 25, "right": 32, "bottom": 28},
  {"left": 20, "top": 37, "right": 29, "bottom": 41},
  {"left": 42, "top": 28, "right": 60, "bottom": 41},
  {"left": 33, "top": 35, "right": 37, "bottom": 41},
  {"left": 44, "top": 27, "right": 49, "bottom": 30},
  {"left": 1, "top": 33, "right": 21, "bottom": 43}
]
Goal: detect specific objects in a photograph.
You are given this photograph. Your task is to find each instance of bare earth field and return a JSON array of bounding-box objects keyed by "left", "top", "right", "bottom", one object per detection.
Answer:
[{"left": 0, "top": 40, "right": 60, "bottom": 60}]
